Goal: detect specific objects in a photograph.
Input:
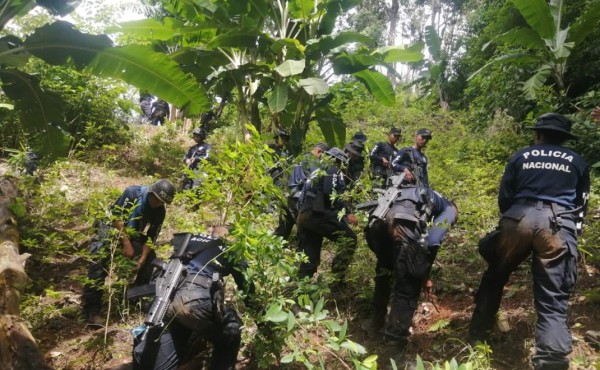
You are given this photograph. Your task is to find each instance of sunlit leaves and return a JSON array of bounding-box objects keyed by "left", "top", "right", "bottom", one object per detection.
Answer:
[
  {"left": 274, "top": 59, "right": 305, "bottom": 77},
  {"left": 299, "top": 77, "right": 328, "bottom": 95},
  {"left": 353, "top": 69, "right": 395, "bottom": 107}
]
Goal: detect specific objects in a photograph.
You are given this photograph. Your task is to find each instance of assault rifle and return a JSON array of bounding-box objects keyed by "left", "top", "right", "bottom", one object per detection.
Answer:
[
  {"left": 141, "top": 232, "right": 192, "bottom": 340},
  {"left": 357, "top": 173, "right": 406, "bottom": 227}
]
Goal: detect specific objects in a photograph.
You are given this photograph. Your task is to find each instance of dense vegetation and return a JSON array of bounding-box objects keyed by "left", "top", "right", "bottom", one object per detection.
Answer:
[{"left": 1, "top": 0, "right": 600, "bottom": 369}]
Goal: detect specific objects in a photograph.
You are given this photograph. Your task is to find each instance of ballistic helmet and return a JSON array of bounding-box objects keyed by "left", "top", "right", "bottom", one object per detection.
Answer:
[
  {"left": 149, "top": 179, "right": 176, "bottom": 205},
  {"left": 192, "top": 127, "right": 207, "bottom": 139}
]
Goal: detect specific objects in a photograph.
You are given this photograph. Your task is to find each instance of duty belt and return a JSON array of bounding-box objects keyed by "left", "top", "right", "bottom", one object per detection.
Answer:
[
  {"left": 515, "top": 199, "right": 566, "bottom": 212},
  {"left": 182, "top": 274, "right": 213, "bottom": 289}
]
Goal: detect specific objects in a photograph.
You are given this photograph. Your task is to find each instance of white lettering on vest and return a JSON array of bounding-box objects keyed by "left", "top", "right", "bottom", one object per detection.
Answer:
[
  {"left": 522, "top": 149, "right": 573, "bottom": 162},
  {"left": 522, "top": 161, "right": 571, "bottom": 173}
]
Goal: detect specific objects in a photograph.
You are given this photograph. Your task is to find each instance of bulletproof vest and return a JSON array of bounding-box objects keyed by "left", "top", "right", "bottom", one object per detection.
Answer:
[
  {"left": 185, "top": 234, "right": 227, "bottom": 278},
  {"left": 391, "top": 186, "right": 432, "bottom": 226}
]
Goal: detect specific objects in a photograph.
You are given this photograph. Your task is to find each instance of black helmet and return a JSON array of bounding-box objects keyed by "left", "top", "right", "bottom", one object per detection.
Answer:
[
  {"left": 192, "top": 127, "right": 207, "bottom": 139},
  {"left": 274, "top": 127, "right": 290, "bottom": 139},
  {"left": 149, "top": 179, "right": 176, "bottom": 204}
]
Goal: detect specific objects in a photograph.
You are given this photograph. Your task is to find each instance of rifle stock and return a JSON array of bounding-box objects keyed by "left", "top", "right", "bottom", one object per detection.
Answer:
[
  {"left": 368, "top": 173, "right": 406, "bottom": 227},
  {"left": 142, "top": 233, "right": 192, "bottom": 339}
]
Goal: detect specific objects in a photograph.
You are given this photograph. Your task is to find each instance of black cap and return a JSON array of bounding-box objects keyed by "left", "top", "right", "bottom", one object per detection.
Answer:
[
  {"left": 344, "top": 141, "right": 364, "bottom": 157},
  {"left": 352, "top": 131, "right": 367, "bottom": 143},
  {"left": 389, "top": 127, "right": 401, "bottom": 136},
  {"left": 416, "top": 128, "right": 432, "bottom": 139},
  {"left": 531, "top": 113, "right": 577, "bottom": 140}
]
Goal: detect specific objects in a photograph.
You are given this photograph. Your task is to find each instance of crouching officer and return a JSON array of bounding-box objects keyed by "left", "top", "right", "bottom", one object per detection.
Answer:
[
  {"left": 296, "top": 147, "right": 359, "bottom": 283},
  {"left": 132, "top": 227, "right": 250, "bottom": 370},
  {"left": 363, "top": 187, "right": 457, "bottom": 345},
  {"left": 82, "top": 179, "right": 175, "bottom": 325},
  {"left": 469, "top": 113, "right": 590, "bottom": 370}
]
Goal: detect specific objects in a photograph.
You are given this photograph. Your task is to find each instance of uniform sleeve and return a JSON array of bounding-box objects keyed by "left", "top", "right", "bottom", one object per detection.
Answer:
[
  {"left": 370, "top": 143, "right": 384, "bottom": 165},
  {"left": 391, "top": 148, "right": 409, "bottom": 172},
  {"left": 111, "top": 187, "right": 137, "bottom": 218},
  {"left": 498, "top": 157, "right": 518, "bottom": 214},
  {"left": 183, "top": 146, "right": 195, "bottom": 161}
]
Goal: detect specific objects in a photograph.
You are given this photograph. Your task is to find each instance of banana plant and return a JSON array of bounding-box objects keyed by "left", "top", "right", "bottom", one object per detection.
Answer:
[
  {"left": 109, "top": 0, "right": 423, "bottom": 151},
  {"left": 470, "top": 0, "right": 600, "bottom": 108},
  {"left": 0, "top": 0, "right": 210, "bottom": 156}
]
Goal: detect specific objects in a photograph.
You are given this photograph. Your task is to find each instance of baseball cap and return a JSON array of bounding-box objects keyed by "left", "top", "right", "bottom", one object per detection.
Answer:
[
  {"left": 389, "top": 128, "right": 401, "bottom": 136},
  {"left": 314, "top": 142, "right": 331, "bottom": 152},
  {"left": 530, "top": 113, "right": 578, "bottom": 140},
  {"left": 416, "top": 128, "right": 432, "bottom": 139},
  {"left": 325, "top": 147, "right": 348, "bottom": 163},
  {"left": 352, "top": 131, "right": 367, "bottom": 143}
]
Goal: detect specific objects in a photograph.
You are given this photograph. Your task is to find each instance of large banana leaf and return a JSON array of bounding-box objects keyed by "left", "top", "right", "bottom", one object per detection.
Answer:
[
  {"left": 274, "top": 59, "right": 305, "bottom": 77},
  {"left": 0, "top": 69, "right": 64, "bottom": 131},
  {"left": 511, "top": 0, "right": 555, "bottom": 40},
  {"left": 268, "top": 84, "right": 288, "bottom": 113},
  {"left": 569, "top": 1, "right": 600, "bottom": 45},
  {"left": 22, "top": 21, "right": 209, "bottom": 114},
  {"left": 88, "top": 45, "right": 210, "bottom": 114},
  {"left": 353, "top": 69, "right": 395, "bottom": 107},
  {"left": 0, "top": 68, "right": 70, "bottom": 156},
  {"left": 523, "top": 64, "right": 552, "bottom": 99},
  {"left": 315, "top": 105, "right": 345, "bottom": 148},
  {"left": 424, "top": 26, "right": 442, "bottom": 62},
  {"left": 493, "top": 28, "right": 545, "bottom": 51},
  {"left": 306, "top": 31, "right": 375, "bottom": 59},
  {"left": 106, "top": 18, "right": 185, "bottom": 41},
  {"left": 374, "top": 43, "right": 424, "bottom": 63},
  {"left": 299, "top": 77, "right": 328, "bottom": 95}
]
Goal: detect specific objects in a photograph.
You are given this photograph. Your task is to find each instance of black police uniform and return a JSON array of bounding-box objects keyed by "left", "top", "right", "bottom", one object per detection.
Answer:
[
  {"left": 296, "top": 159, "right": 357, "bottom": 280},
  {"left": 274, "top": 153, "right": 322, "bottom": 239},
  {"left": 183, "top": 142, "right": 211, "bottom": 169},
  {"left": 82, "top": 185, "right": 165, "bottom": 316},
  {"left": 391, "top": 147, "right": 429, "bottom": 187},
  {"left": 469, "top": 137, "right": 590, "bottom": 369},
  {"left": 365, "top": 187, "right": 456, "bottom": 343},
  {"left": 369, "top": 142, "right": 398, "bottom": 185},
  {"left": 133, "top": 233, "right": 247, "bottom": 370},
  {"left": 139, "top": 94, "right": 153, "bottom": 121},
  {"left": 182, "top": 142, "right": 212, "bottom": 190},
  {"left": 151, "top": 99, "right": 170, "bottom": 126}
]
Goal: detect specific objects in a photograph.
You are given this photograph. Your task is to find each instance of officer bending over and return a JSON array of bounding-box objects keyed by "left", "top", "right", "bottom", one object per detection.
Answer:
[
  {"left": 82, "top": 179, "right": 175, "bottom": 325},
  {"left": 363, "top": 187, "right": 457, "bottom": 346},
  {"left": 133, "top": 227, "right": 250, "bottom": 370},
  {"left": 469, "top": 113, "right": 590, "bottom": 370},
  {"left": 296, "top": 147, "right": 359, "bottom": 283}
]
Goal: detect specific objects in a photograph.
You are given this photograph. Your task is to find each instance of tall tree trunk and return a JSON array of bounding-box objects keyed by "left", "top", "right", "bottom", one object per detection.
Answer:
[
  {"left": 0, "top": 176, "right": 49, "bottom": 370},
  {"left": 386, "top": 0, "right": 400, "bottom": 86}
]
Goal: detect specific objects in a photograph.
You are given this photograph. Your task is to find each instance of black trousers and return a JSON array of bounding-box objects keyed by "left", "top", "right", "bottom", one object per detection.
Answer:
[
  {"left": 133, "top": 283, "right": 242, "bottom": 370},
  {"left": 82, "top": 230, "right": 156, "bottom": 313},
  {"left": 365, "top": 218, "right": 434, "bottom": 340},
  {"left": 296, "top": 209, "right": 357, "bottom": 280},
  {"left": 274, "top": 197, "right": 298, "bottom": 240}
]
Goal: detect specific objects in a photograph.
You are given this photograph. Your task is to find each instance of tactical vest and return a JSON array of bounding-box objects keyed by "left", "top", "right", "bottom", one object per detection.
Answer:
[{"left": 391, "top": 186, "right": 432, "bottom": 228}]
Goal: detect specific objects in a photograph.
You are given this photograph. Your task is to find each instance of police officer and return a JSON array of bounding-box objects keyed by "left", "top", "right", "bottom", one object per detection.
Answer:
[
  {"left": 363, "top": 187, "right": 457, "bottom": 346},
  {"left": 344, "top": 141, "right": 365, "bottom": 184},
  {"left": 370, "top": 128, "right": 401, "bottom": 186},
  {"left": 351, "top": 131, "right": 368, "bottom": 145},
  {"left": 132, "top": 227, "right": 249, "bottom": 370},
  {"left": 392, "top": 128, "right": 432, "bottom": 187},
  {"left": 468, "top": 113, "right": 590, "bottom": 370},
  {"left": 274, "top": 142, "right": 330, "bottom": 239},
  {"left": 182, "top": 128, "right": 212, "bottom": 190},
  {"left": 82, "top": 179, "right": 176, "bottom": 325},
  {"left": 151, "top": 99, "right": 170, "bottom": 126},
  {"left": 139, "top": 92, "right": 154, "bottom": 122},
  {"left": 296, "top": 147, "right": 359, "bottom": 283}
]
